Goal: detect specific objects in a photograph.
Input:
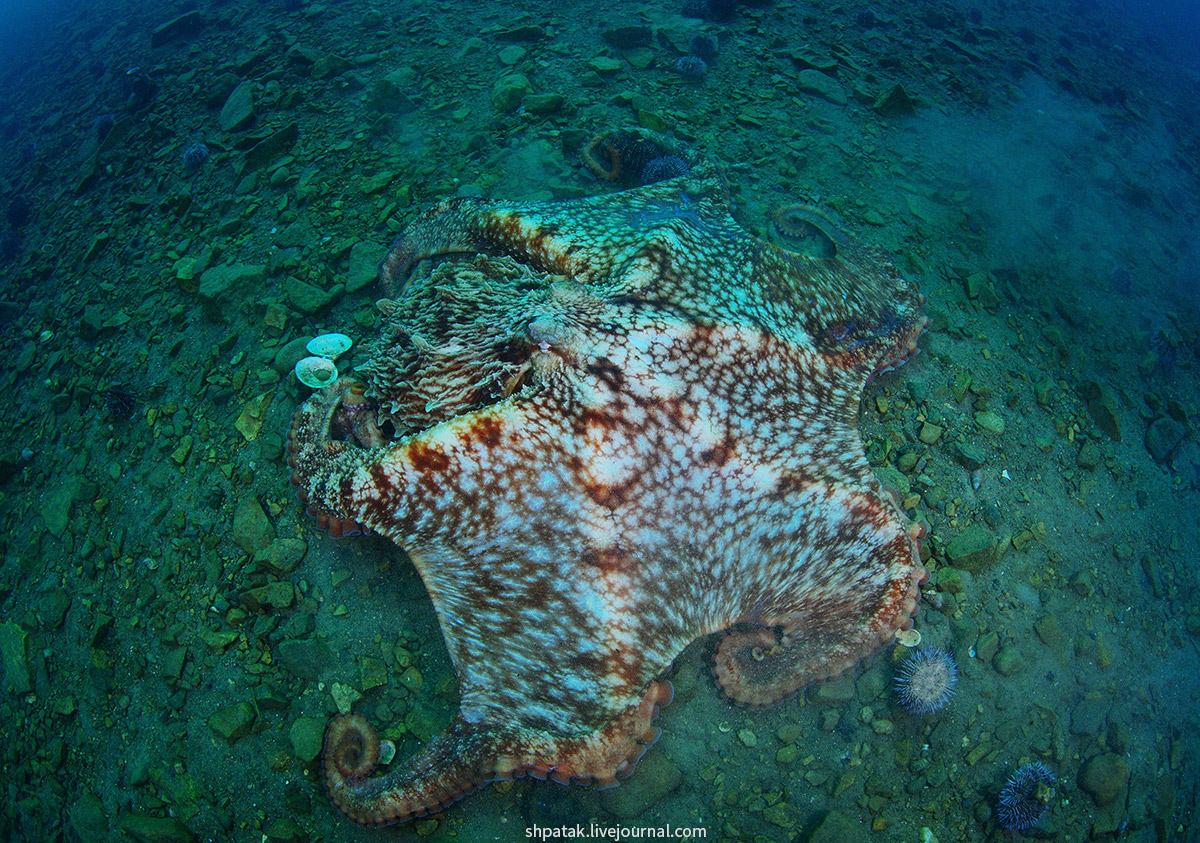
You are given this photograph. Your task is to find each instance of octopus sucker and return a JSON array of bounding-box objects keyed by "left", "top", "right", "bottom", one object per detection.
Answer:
[{"left": 290, "top": 128, "right": 927, "bottom": 827}]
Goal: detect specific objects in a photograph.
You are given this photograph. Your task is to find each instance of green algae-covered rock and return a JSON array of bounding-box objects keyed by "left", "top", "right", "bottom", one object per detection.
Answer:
[
  {"left": 945, "top": 525, "right": 996, "bottom": 572},
  {"left": 208, "top": 702, "right": 257, "bottom": 743}
]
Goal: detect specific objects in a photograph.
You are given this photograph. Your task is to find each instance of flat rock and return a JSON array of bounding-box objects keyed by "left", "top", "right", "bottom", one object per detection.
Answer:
[
  {"left": 198, "top": 264, "right": 267, "bottom": 321},
  {"left": 0, "top": 621, "right": 32, "bottom": 694},
  {"left": 289, "top": 716, "right": 327, "bottom": 762},
  {"left": 242, "top": 122, "right": 299, "bottom": 173},
  {"left": 873, "top": 83, "right": 916, "bottom": 116},
  {"left": 208, "top": 702, "right": 257, "bottom": 743},
  {"left": 600, "top": 749, "right": 682, "bottom": 818},
  {"left": 253, "top": 537, "right": 308, "bottom": 574},
  {"left": 69, "top": 791, "right": 108, "bottom": 840},
  {"left": 1145, "top": 416, "right": 1185, "bottom": 463},
  {"left": 277, "top": 637, "right": 332, "bottom": 680},
  {"left": 121, "top": 813, "right": 196, "bottom": 843},
  {"left": 218, "top": 81, "right": 255, "bottom": 132},
  {"left": 1080, "top": 380, "right": 1121, "bottom": 441},
  {"left": 285, "top": 276, "right": 335, "bottom": 315},
  {"left": 588, "top": 56, "right": 623, "bottom": 74},
  {"left": 232, "top": 495, "right": 273, "bottom": 554},
  {"left": 41, "top": 482, "right": 74, "bottom": 537},
  {"left": 150, "top": 10, "right": 204, "bottom": 48},
  {"left": 347, "top": 240, "right": 385, "bottom": 293},
  {"left": 240, "top": 581, "right": 296, "bottom": 612},
  {"left": 945, "top": 524, "right": 996, "bottom": 572},
  {"left": 602, "top": 26, "right": 652, "bottom": 48},
  {"left": 1079, "top": 753, "right": 1130, "bottom": 806},
  {"left": 491, "top": 73, "right": 531, "bottom": 111},
  {"left": 796, "top": 69, "right": 847, "bottom": 105},
  {"left": 524, "top": 93, "right": 564, "bottom": 115},
  {"left": 809, "top": 809, "right": 868, "bottom": 843},
  {"left": 1069, "top": 698, "right": 1107, "bottom": 736}
]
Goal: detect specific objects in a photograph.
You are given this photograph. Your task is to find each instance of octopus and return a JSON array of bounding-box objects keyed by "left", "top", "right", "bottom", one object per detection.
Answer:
[{"left": 287, "top": 130, "right": 929, "bottom": 827}]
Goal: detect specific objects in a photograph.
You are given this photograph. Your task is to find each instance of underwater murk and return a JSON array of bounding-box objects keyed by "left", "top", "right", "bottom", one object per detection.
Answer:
[{"left": 0, "top": 0, "right": 1197, "bottom": 841}]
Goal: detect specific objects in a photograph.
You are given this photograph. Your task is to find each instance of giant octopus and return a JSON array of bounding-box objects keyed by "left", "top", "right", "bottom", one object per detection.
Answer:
[{"left": 287, "top": 129, "right": 929, "bottom": 826}]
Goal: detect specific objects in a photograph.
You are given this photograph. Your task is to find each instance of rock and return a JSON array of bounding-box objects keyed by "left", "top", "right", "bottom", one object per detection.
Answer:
[
  {"left": 208, "top": 702, "right": 257, "bottom": 743},
  {"left": 38, "top": 588, "right": 71, "bottom": 630},
  {"left": 810, "top": 673, "right": 856, "bottom": 703},
  {"left": 277, "top": 637, "right": 331, "bottom": 680},
  {"left": 523, "top": 93, "right": 564, "bottom": 115},
  {"left": 490, "top": 73, "right": 531, "bottom": 111},
  {"left": 497, "top": 24, "right": 548, "bottom": 42},
  {"left": 197, "top": 264, "right": 268, "bottom": 321},
  {"left": 1079, "top": 753, "right": 1130, "bottom": 806},
  {"left": 587, "top": 56, "right": 623, "bottom": 75},
  {"left": 944, "top": 525, "right": 996, "bottom": 572},
  {"left": 974, "top": 630, "right": 1000, "bottom": 664},
  {"left": 347, "top": 241, "right": 384, "bottom": 293},
  {"left": 242, "top": 122, "right": 299, "bottom": 173},
  {"left": 41, "top": 482, "right": 74, "bottom": 537},
  {"left": 796, "top": 69, "right": 847, "bottom": 105},
  {"left": 218, "top": 81, "right": 255, "bottom": 132},
  {"left": 603, "top": 26, "right": 653, "bottom": 48},
  {"left": 1079, "top": 380, "right": 1121, "bottom": 441},
  {"left": 289, "top": 717, "right": 327, "bottom": 763},
  {"left": 974, "top": 410, "right": 1005, "bottom": 434},
  {"left": 69, "top": 791, "right": 108, "bottom": 840},
  {"left": 150, "top": 10, "right": 204, "bottom": 48},
  {"left": 872, "top": 83, "right": 916, "bottom": 116},
  {"left": 952, "top": 441, "right": 987, "bottom": 471},
  {"left": 918, "top": 422, "right": 943, "bottom": 444},
  {"left": 1076, "top": 439, "right": 1101, "bottom": 470},
  {"left": 1033, "top": 615, "right": 1064, "bottom": 650},
  {"left": 497, "top": 45, "right": 527, "bottom": 65},
  {"left": 1034, "top": 377, "right": 1055, "bottom": 407},
  {"left": 232, "top": 495, "right": 274, "bottom": 554},
  {"left": 254, "top": 537, "right": 308, "bottom": 574},
  {"left": 0, "top": 621, "right": 32, "bottom": 694},
  {"left": 935, "top": 566, "right": 965, "bottom": 594},
  {"left": 992, "top": 646, "right": 1024, "bottom": 676},
  {"left": 170, "top": 434, "right": 193, "bottom": 466},
  {"left": 600, "top": 749, "right": 682, "bottom": 818},
  {"left": 241, "top": 581, "right": 296, "bottom": 612},
  {"left": 312, "top": 53, "right": 352, "bottom": 79},
  {"left": 273, "top": 336, "right": 312, "bottom": 376},
  {"left": 121, "top": 813, "right": 197, "bottom": 843},
  {"left": 809, "top": 809, "right": 868, "bottom": 843},
  {"left": 1069, "top": 698, "right": 1107, "bottom": 737},
  {"left": 1145, "top": 417, "right": 1185, "bottom": 463},
  {"left": 264, "top": 817, "right": 306, "bottom": 842},
  {"left": 285, "top": 277, "right": 335, "bottom": 315}
]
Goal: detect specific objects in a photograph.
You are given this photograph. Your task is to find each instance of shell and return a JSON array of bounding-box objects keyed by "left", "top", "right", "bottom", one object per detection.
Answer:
[
  {"left": 294, "top": 356, "right": 339, "bottom": 389},
  {"left": 306, "top": 333, "right": 353, "bottom": 360}
]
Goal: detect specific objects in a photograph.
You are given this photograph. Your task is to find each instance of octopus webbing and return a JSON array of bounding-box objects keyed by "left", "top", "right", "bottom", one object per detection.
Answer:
[{"left": 287, "top": 131, "right": 928, "bottom": 826}]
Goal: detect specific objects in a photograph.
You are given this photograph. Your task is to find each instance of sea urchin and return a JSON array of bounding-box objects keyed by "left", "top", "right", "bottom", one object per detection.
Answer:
[
  {"left": 997, "top": 762, "right": 1056, "bottom": 831},
  {"left": 894, "top": 646, "right": 957, "bottom": 715}
]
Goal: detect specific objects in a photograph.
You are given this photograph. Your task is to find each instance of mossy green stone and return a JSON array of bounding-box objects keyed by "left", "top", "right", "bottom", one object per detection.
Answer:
[
  {"left": 945, "top": 525, "right": 996, "bottom": 572},
  {"left": 1079, "top": 753, "right": 1130, "bottom": 806},
  {"left": 208, "top": 702, "right": 256, "bottom": 743},
  {"left": 974, "top": 410, "right": 1005, "bottom": 434},
  {"left": 992, "top": 646, "right": 1024, "bottom": 676}
]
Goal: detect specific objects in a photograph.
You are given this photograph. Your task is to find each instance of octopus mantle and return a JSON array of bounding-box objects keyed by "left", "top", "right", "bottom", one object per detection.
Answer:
[{"left": 288, "top": 136, "right": 928, "bottom": 826}]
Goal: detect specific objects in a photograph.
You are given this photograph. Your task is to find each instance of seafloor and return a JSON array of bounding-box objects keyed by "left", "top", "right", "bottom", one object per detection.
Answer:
[{"left": 0, "top": 0, "right": 1197, "bottom": 841}]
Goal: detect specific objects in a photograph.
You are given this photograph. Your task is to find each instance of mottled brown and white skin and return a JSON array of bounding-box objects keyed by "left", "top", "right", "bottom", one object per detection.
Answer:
[{"left": 287, "top": 133, "right": 928, "bottom": 827}]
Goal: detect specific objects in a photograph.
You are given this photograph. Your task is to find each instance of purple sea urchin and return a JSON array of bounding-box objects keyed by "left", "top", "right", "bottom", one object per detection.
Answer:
[
  {"left": 894, "top": 646, "right": 957, "bottom": 715},
  {"left": 997, "top": 762, "right": 1056, "bottom": 830}
]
